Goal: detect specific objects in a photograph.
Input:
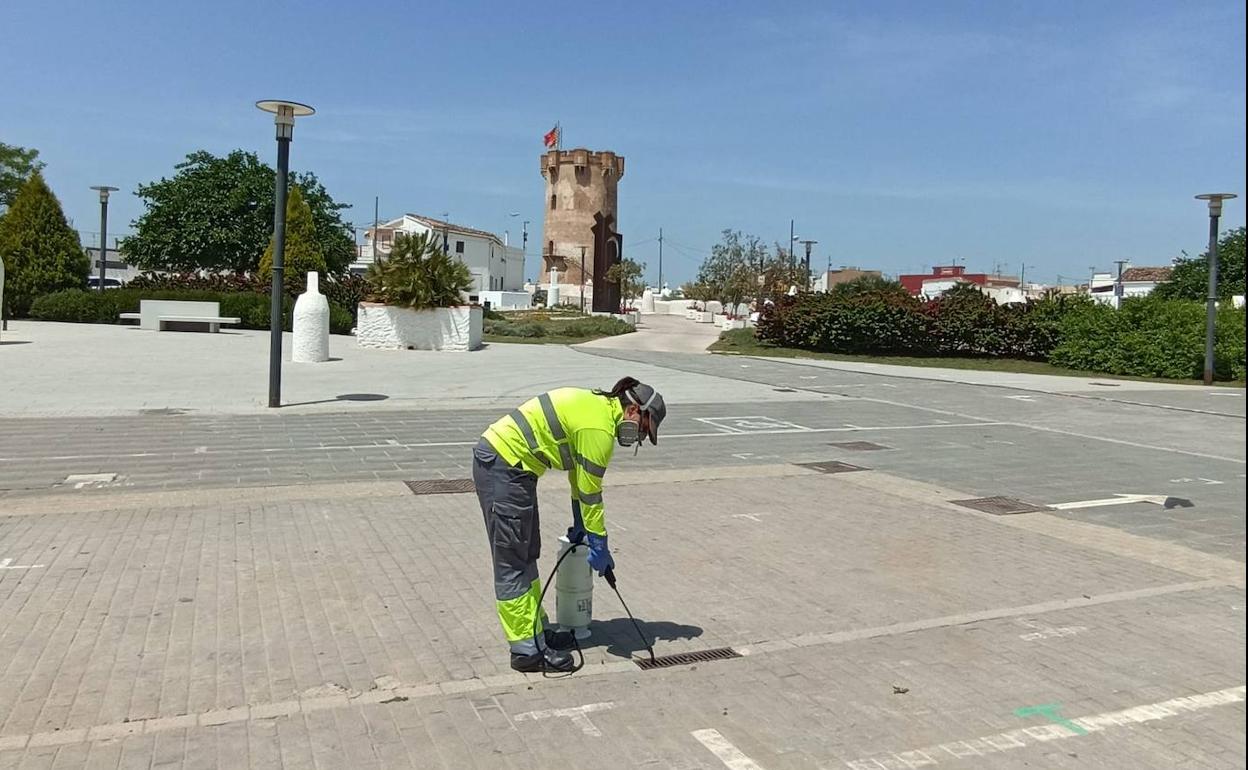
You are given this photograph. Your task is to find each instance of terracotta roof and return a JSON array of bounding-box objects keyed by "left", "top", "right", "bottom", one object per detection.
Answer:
[
  {"left": 1120, "top": 267, "right": 1172, "bottom": 282},
  {"left": 404, "top": 214, "right": 502, "bottom": 243}
]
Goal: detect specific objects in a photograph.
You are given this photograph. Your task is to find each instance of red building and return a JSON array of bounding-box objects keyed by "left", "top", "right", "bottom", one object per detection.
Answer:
[{"left": 898, "top": 265, "right": 1018, "bottom": 295}]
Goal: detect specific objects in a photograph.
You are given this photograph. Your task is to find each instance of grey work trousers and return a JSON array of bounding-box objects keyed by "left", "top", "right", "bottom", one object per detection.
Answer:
[{"left": 472, "top": 440, "right": 546, "bottom": 654}]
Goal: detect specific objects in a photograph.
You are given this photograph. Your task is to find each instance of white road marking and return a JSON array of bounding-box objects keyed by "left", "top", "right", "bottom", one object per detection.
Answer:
[
  {"left": 513, "top": 701, "right": 615, "bottom": 737},
  {"left": 0, "top": 558, "right": 45, "bottom": 571},
  {"left": 62, "top": 473, "right": 117, "bottom": 489},
  {"left": 845, "top": 685, "right": 1245, "bottom": 768},
  {"left": 1048, "top": 494, "right": 1170, "bottom": 510},
  {"left": 2, "top": 422, "right": 1012, "bottom": 463},
  {"left": 1169, "top": 477, "right": 1224, "bottom": 485},
  {"left": 733, "top": 514, "right": 765, "bottom": 523},
  {"left": 860, "top": 394, "right": 1248, "bottom": 465},
  {"left": 1006, "top": 395, "right": 1036, "bottom": 401},
  {"left": 692, "top": 728, "right": 767, "bottom": 770}
]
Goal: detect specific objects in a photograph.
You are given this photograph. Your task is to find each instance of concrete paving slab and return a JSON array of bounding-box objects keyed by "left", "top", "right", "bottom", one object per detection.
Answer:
[{"left": 0, "top": 321, "right": 825, "bottom": 417}]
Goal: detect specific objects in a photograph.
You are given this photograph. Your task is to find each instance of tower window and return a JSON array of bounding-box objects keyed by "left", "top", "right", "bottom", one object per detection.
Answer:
[{"left": 550, "top": 194, "right": 557, "bottom": 210}]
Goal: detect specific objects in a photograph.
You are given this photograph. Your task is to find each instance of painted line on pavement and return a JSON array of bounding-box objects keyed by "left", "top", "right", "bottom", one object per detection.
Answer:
[
  {"left": 0, "top": 422, "right": 1009, "bottom": 462},
  {"left": 692, "top": 729, "right": 768, "bottom": 770},
  {"left": 514, "top": 701, "right": 615, "bottom": 737},
  {"left": 844, "top": 685, "right": 1246, "bottom": 768},
  {"left": 859, "top": 395, "right": 1247, "bottom": 465}
]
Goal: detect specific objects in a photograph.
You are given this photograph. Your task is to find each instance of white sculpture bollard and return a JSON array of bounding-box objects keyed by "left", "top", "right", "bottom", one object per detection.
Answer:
[
  {"left": 547, "top": 267, "right": 560, "bottom": 307},
  {"left": 0, "top": 255, "right": 6, "bottom": 340},
  {"left": 640, "top": 288, "right": 655, "bottom": 314},
  {"left": 292, "top": 271, "right": 330, "bottom": 363}
]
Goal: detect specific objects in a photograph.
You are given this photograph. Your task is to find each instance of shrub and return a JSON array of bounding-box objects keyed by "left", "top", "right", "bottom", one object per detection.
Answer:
[
  {"left": 1049, "top": 296, "right": 1244, "bottom": 380},
  {"left": 556, "top": 316, "right": 634, "bottom": 338},
  {"left": 29, "top": 288, "right": 354, "bottom": 335},
  {"left": 924, "top": 282, "right": 1004, "bottom": 356},
  {"left": 365, "top": 231, "right": 472, "bottom": 309},
  {"left": 127, "top": 270, "right": 370, "bottom": 321},
  {"left": 484, "top": 319, "right": 547, "bottom": 338}
]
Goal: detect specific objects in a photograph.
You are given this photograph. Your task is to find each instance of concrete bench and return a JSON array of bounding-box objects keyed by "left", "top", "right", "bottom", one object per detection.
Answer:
[{"left": 118, "top": 300, "right": 241, "bottom": 333}]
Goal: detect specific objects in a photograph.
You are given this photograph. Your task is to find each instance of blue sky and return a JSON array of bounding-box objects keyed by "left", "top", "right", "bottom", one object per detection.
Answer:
[{"left": 2, "top": 0, "right": 1244, "bottom": 285}]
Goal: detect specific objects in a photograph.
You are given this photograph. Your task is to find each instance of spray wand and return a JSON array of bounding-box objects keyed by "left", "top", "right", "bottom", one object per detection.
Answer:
[{"left": 602, "top": 567, "right": 657, "bottom": 665}]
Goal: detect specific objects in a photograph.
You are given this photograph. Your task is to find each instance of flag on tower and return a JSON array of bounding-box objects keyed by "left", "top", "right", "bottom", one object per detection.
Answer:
[{"left": 543, "top": 123, "right": 560, "bottom": 149}]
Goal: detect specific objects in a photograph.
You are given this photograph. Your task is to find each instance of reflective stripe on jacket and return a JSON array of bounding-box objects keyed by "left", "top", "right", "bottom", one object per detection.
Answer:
[{"left": 482, "top": 388, "right": 621, "bottom": 536}]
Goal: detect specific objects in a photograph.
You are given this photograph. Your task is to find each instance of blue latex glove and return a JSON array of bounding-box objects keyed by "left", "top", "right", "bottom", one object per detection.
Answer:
[{"left": 585, "top": 533, "right": 614, "bottom": 576}]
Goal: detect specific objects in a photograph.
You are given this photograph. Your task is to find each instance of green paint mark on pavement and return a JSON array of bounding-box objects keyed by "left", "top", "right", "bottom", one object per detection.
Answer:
[{"left": 1014, "top": 703, "right": 1089, "bottom": 735}]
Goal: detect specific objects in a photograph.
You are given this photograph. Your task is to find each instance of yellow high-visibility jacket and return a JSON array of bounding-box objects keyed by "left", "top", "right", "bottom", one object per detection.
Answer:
[{"left": 482, "top": 388, "right": 622, "bottom": 536}]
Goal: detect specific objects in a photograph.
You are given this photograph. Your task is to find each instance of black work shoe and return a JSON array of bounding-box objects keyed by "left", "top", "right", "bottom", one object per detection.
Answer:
[
  {"left": 544, "top": 629, "right": 576, "bottom": 651},
  {"left": 510, "top": 647, "right": 577, "bottom": 673}
]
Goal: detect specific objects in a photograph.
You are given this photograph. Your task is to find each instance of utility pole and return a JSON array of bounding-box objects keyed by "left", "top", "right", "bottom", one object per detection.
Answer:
[
  {"left": 373, "top": 196, "right": 379, "bottom": 263},
  {"left": 1088, "top": 265, "right": 1097, "bottom": 295},
  {"left": 657, "top": 228, "right": 663, "bottom": 293},
  {"left": 788, "top": 220, "right": 795, "bottom": 270},
  {"left": 1113, "top": 260, "right": 1129, "bottom": 308},
  {"left": 441, "top": 212, "right": 450, "bottom": 254},
  {"left": 580, "top": 246, "right": 587, "bottom": 313}
]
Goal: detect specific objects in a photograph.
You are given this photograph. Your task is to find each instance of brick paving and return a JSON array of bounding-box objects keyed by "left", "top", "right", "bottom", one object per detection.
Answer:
[{"left": 1, "top": 470, "right": 1244, "bottom": 768}]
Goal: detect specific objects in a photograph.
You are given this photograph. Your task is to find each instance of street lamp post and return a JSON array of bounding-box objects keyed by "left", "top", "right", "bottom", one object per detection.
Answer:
[
  {"left": 256, "top": 100, "right": 315, "bottom": 409},
  {"left": 89, "top": 186, "right": 119, "bottom": 291},
  {"left": 1195, "top": 193, "right": 1238, "bottom": 385}
]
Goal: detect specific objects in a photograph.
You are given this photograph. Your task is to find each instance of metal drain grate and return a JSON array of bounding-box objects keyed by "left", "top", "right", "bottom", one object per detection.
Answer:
[
  {"left": 828, "top": 441, "right": 891, "bottom": 451},
  {"left": 798, "top": 460, "right": 868, "bottom": 474},
  {"left": 404, "top": 479, "right": 475, "bottom": 495},
  {"left": 636, "top": 647, "right": 742, "bottom": 671},
  {"left": 951, "top": 496, "right": 1051, "bottom": 515}
]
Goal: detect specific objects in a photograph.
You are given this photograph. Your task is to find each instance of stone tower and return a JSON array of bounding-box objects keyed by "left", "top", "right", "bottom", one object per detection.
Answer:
[{"left": 540, "top": 148, "right": 625, "bottom": 313}]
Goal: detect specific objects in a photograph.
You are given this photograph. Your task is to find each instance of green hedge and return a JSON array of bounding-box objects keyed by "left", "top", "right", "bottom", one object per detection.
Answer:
[
  {"left": 1049, "top": 296, "right": 1245, "bottom": 380},
  {"left": 29, "top": 289, "right": 354, "bottom": 335},
  {"left": 483, "top": 314, "right": 634, "bottom": 340},
  {"left": 756, "top": 277, "right": 1246, "bottom": 381}
]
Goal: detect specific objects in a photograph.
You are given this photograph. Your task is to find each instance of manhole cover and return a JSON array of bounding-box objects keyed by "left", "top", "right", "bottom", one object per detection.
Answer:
[
  {"left": 139, "top": 407, "right": 189, "bottom": 416},
  {"left": 951, "top": 496, "right": 1051, "bottom": 515},
  {"left": 828, "top": 441, "right": 891, "bottom": 451},
  {"left": 636, "top": 647, "right": 741, "bottom": 671},
  {"left": 798, "top": 460, "right": 868, "bottom": 474},
  {"left": 404, "top": 479, "right": 475, "bottom": 495},
  {"left": 1089, "top": 382, "right": 1121, "bottom": 387},
  {"left": 773, "top": 388, "right": 798, "bottom": 393}
]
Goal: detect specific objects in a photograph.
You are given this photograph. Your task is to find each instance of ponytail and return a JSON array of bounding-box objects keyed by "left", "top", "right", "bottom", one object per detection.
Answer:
[{"left": 594, "top": 376, "right": 641, "bottom": 402}]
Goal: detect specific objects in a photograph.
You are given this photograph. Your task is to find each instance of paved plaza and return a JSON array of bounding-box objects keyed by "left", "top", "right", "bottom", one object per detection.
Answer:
[{"left": 0, "top": 318, "right": 1245, "bottom": 769}]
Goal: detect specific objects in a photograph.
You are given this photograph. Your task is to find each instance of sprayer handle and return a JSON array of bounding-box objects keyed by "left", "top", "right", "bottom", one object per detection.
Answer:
[{"left": 603, "top": 567, "right": 617, "bottom": 589}]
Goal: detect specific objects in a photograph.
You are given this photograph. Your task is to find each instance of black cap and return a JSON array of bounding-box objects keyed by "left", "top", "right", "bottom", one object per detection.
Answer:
[{"left": 627, "top": 382, "right": 667, "bottom": 444}]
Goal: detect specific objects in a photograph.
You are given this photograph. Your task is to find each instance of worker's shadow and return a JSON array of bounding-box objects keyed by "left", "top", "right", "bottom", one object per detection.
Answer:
[{"left": 584, "top": 617, "right": 704, "bottom": 659}]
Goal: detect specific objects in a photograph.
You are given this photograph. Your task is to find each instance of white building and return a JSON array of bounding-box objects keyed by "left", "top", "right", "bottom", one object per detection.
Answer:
[
  {"left": 354, "top": 214, "right": 526, "bottom": 300},
  {"left": 1090, "top": 266, "right": 1172, "bottom": 307}
]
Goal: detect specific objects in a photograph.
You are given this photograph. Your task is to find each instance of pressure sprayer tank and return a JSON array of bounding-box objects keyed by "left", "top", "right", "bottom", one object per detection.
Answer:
[{"left": 555, "top": 536, "right": 593, "bottom": 639}]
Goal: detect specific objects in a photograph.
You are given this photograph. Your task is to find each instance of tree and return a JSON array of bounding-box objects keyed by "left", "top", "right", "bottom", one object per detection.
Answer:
[
  {"left": 122, "top": 150, "right": 354, "bottom": 275},
  {"left": 0, "top": 171, "right": 88, "bottom": 317},
  {"left": 606, "top": 258, "right": 646, "bottom": 311},
  {"left": 258, "top": 186, "right": 328, "bottom": 283},
  {"left": 1, "top": 142, "right": 44, "bottom": 212},
  {"left": 1154, "top": 227, "right": 1245, "bottom": 301},
  {"left": 699, "top": 230, "right": 768, "bottom": 313}
]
